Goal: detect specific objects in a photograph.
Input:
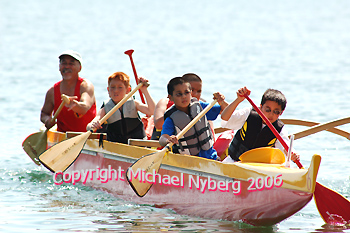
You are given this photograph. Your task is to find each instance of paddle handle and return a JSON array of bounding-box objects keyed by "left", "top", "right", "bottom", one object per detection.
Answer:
[
  {"left": 124, "top": 49, "right": 146, "bottom": 104},
  {"left": 98, "top": 82, "right": 145, "bottom": 126},
  {"left": 167, "top": 99, "right": 218, "bottom": 148},
  {"left": 244, "top": 95, "right": 303, "bottom": 168},
  {"left": 45, "top": 94, "right": 70, "bottom": 130},
  {"left": 52, "top": 94, "right": 70, "bottom": 121}
]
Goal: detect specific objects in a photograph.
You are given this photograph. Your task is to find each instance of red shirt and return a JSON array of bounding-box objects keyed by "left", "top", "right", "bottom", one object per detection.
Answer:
[{"left": 54, "top": 77, "right": 96, "bottom": 132}]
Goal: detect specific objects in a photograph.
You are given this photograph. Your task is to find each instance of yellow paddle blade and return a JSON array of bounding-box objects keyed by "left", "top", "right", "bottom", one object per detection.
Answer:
[
  {"left": 239, "top": 147, "right": 286, "bottom": 164},
  {"left": 39, "top": 131, "right": 92, "bottom": 172},
  {"left": 126, "top": 147, "right": 169, "bottom": 197},
  {"left": 22, "top": 131, "right": 47, "bottom": 166}
]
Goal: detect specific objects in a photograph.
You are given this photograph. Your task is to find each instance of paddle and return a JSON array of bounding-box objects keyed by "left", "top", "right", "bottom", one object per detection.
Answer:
[
  {"left": 124, "top": 49, "right": 154, "bottom": 139},
  {"left": 39, "top": 82, "right": 145, "bottom": 173},
  {"left": 22, "top": 94, "right": 70, "bottom": 165},
  {"left": 244, "top": 94, "right": 350, "bottom": 226},
  {"left": 126, "top": 99, "right": 218, "bottom": 197},
  {"left": 124, "top": 49, "right": 146, "bottom": 104}
]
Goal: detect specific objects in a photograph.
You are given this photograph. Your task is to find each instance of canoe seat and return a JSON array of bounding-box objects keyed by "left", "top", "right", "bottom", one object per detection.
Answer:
[
  {"left": 214, "top": 127, "right": 231, "bottom": 134},
  {"left": 239, "top": 147, "right": 286, "bottom": 164},
  {"left": 66, "top": 131, "right": 107, "bottom": 140},
  {"left": 128, "top": 139, "right": 161, "bottom": 148}
]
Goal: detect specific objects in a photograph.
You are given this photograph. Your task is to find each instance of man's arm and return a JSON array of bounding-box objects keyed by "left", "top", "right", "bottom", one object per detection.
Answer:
[
  {"left": 40, "top": 87, "right": 55, "bottom": 129},
  {"left": 67, "top": 79, "right": 96, "bottom": 115}
]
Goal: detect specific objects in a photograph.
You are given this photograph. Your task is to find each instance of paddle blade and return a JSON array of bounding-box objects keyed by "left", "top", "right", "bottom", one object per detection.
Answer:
[
  {"left": 126, "top": 147, "right": 169, "bottom": 197},
  {"left": 22, "top": 132, "right": 47, "bottom": 166},
  {"left": 239, "top": 147, "right": 286, "bottom": 164},
  {"left": 124, "top": 49, "right": 134, "bottom": 56},
  {"left": 39, "top": 131, "right": 91, "bottom": 173},
  {"left": 314, "top": 182, "right": 350, "bottom": 226},
  {"left": 213, "top": 129, "right": 234, "bottom": 160},
  {"left": 142, "top": 115, "right": 154, "bottom": 140}
]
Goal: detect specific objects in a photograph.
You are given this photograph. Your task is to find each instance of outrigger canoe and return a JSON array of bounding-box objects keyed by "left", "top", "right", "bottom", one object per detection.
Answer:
[{"left": 46, "top": 129, "right": 321, "bottom": 226}]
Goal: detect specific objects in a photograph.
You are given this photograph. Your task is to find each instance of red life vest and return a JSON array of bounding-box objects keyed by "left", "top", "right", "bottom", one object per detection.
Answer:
[{"left": 53, "top": 77, "right": 96, "bottom": 132}]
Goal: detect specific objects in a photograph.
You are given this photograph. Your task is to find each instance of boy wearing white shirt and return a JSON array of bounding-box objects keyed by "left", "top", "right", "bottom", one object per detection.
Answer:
[{"left": 221, "top": 87, "right": 299, "bottom": 163}]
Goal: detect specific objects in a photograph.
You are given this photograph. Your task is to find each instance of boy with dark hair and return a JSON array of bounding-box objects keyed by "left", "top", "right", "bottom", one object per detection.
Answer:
[
  {"left": 159, "top": 77, "right": 226, "bottom": 160},
  {"left": 221, "top": 87, "right": 299, "bottom": 163},
  {"left": 152, "top": 73, "right": 201, "bottom": 139},
  {"left": 182, "top": 73, "right": 202, "bottom": 100}
]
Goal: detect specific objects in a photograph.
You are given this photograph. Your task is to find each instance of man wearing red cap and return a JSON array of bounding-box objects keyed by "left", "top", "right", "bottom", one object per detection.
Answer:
[{"left": 40, "top": 50, "right": 96, "bottom": 132}]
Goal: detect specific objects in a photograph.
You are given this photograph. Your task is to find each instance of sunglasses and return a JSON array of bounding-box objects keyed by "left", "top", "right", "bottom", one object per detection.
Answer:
[
  {"left": 263, "top": 107, "right": 282, "bottom": 115},
  {"left": 175, "top": 91, "right": 191, "bottom": 97}
]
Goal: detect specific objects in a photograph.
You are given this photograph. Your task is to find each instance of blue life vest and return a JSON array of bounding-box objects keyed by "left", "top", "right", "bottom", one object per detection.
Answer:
[{"left": 164, "top": 98, "right": 213, "bottom": 156}]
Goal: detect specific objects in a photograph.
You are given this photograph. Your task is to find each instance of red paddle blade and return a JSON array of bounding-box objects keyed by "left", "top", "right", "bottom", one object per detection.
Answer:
[
  {"left": 213, "top": 129, "right": 234, "bottom": 159},
  {"left": 142, "top": 116, "right": 154, "bottom": 140},
  {"left": 314, "top": 182, "right": 350, "bottom": 226},
  {"left": 124, "top": 49, "right": 134, "bottom": 56}
]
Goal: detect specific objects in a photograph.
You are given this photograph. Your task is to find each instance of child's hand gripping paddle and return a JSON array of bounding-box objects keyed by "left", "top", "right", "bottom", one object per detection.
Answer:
[{"left": 126, "top": 99, "right": 218, "bottom": 197}]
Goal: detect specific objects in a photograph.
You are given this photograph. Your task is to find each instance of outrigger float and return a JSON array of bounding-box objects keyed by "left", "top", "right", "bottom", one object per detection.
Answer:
[{"left": 45, "top": 128, "right": 321, "bottom": 226}]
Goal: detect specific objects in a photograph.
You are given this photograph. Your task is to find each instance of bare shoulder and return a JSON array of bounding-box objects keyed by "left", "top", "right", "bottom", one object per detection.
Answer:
[
  {"left": 45, "top": 86, "right": 55, "bottom": 102},
  {"left": 80, "top": 78, "right": 94, "bottom": 88},
  {"left": 156, "top": 97, "right": 169, "bottom": 107},
  {"left": 80, "top": 78, "right": 95, "bottom": 93}
]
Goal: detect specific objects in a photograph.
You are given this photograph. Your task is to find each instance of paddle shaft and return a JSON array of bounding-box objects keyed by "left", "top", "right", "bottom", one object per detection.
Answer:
[
  {"left": 45, "top": 94, "right": 70, "bottom": 132},
  {"left": 244, "top": 95, "right": 303, "bottom": 168},
  {"left": 124, "top": 49, "right": 146, "bottom": 104},
  {"left": 98, "top": 82, "right": 145, "bottom": 126},
  {"left": 167, "top": 99, "right": 218, "bottom": 148}
]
